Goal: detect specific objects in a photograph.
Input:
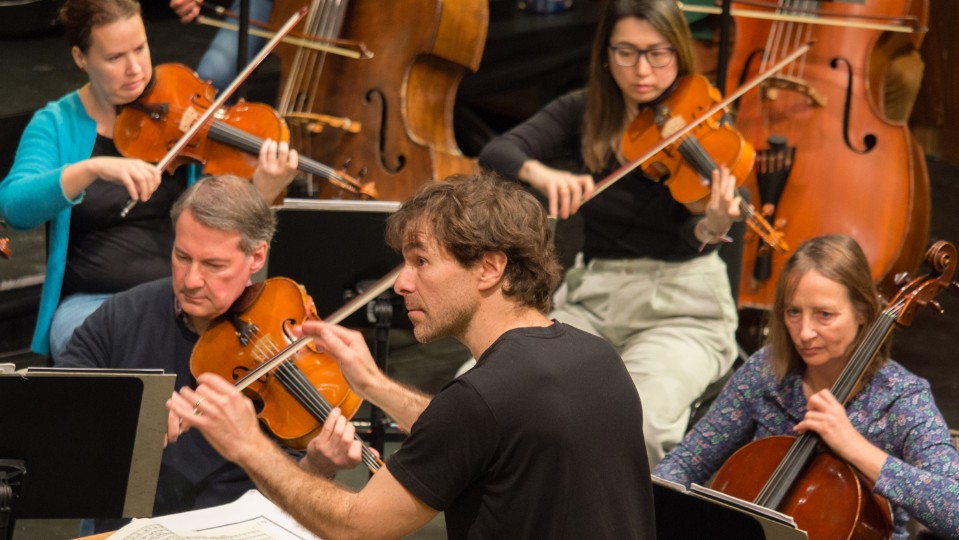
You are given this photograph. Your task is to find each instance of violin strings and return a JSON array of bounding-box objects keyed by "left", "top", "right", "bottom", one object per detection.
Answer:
[
  {"left": 249, "top": 333, "right": 381, "bottom": 472},
  {"left": 208, "top": 121, "right": 338, "bottom": 182}
]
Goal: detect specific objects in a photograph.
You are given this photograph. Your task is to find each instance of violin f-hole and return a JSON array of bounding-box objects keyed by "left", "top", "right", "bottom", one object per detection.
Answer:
[
  {"left": 280, "top": 317, "right": 298, "bottom": 343},
  {"left": 831, "top": 56, "right": 878, "bottom": 155}
]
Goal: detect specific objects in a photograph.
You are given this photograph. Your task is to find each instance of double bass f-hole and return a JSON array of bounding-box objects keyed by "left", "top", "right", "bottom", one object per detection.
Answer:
[
  {"left": 365, "top": 88, "right": 405, "bottom": 174},
  {"left": 830, "top": 56, "right": 877, "bottom": 154}
]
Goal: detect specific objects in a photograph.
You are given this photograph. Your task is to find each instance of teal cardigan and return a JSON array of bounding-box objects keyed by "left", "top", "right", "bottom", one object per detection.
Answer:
[{"left": 0, "top": 91, "right": 195, "bottom": 355}]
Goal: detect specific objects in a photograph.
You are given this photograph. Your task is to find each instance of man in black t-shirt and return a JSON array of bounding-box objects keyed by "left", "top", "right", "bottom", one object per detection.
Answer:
[{"left": 168, "top": 172, "right": 656, "bottom": 539}]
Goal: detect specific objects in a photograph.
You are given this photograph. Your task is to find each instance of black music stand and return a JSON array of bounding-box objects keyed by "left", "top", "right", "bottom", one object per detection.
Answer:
[
  {"left": 268, "top": 199, "right": 408, "bottom": 457},
  {"left": 0, "top": 371, "right": 174, "bottom": 539},
  {"left": 653, "top": 477, "right": 808, "bottom": 540}
]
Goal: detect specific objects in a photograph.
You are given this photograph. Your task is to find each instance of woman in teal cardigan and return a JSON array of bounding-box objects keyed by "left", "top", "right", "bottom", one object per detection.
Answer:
[{"left": 0, "top": 0, "right": 296, "bottom": 358}]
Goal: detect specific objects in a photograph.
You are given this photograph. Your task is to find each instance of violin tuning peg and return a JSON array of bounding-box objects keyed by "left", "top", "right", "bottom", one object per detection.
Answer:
[
  {"left": 342, "top": 158, "right": 352, "bottom": 170},
  {"left": 357, "top": 167, "right": 368, "bottom": 180},
  {"left": 894, "top": 272, "right": 912, "bottom": 286}
]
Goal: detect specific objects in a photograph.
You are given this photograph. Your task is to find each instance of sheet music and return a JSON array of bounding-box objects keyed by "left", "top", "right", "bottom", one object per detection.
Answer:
[
  {"left": 109, "top": 519, "right": 291, "bottom": 540},
  {"left": 24, "top": 366, "right": 165, "bottom": 375},
  {"left": 141, "top": 490, "right": 320, "bottom": 540},
  {"left": 650, "top": 474, "right": 687, "bottom": 492}
]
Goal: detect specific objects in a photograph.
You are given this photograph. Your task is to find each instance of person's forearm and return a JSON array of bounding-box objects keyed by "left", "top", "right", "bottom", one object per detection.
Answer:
[
  {"left": 361, "top": 375, "right": 431, "bottom": 433},
  {"left": 61, "top": 160, "right": 97, "bottom": 200},
  {"left": 239, "top": 436, "right": 365, "bottom": 539}
]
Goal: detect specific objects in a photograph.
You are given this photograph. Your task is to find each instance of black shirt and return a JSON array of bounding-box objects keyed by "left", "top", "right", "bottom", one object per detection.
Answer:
[
  {"left": 388, "top": 323, "right": 655, "bottom": 539},
  {"left": 62, "top": 135, "right": 186, "bottom": 296}
]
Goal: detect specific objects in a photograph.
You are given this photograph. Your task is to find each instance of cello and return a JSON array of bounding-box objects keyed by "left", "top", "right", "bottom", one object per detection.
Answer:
[
  {"left": 267, "top": 0, "right": 488, "bottom": 201},
  {"left": 710, "top": 239, "right": 958, "bottom": 539},
  {"left": 724, "top": 1, "right": 931, "bottom": 308}
]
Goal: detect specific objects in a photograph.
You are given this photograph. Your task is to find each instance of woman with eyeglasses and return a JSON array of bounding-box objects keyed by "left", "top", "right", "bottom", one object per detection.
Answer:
[{"left": 477, "top": 0, "right": 741, "bottom": 467}]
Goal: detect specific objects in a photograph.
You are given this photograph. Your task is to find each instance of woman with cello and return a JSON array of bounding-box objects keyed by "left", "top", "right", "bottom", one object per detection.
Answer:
[
  {"left": 654, "top": 235, "right": 959, "bottom": 539},
  {"left": 0, "top": 0, "right": 298, "bottom": 361},
  {"left": 477, "top": 0, "right": 741, "bottom": 465}
]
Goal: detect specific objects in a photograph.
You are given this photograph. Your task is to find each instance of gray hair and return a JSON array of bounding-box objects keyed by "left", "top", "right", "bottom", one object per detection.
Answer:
[{"left": 171, "top": 175, "right": 276, "bottom": 253}]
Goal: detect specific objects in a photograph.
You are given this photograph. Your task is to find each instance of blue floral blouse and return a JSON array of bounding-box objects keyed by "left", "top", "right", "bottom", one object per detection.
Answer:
[{"left": 654, "top": 347, "right": 959, "bottom": 539}]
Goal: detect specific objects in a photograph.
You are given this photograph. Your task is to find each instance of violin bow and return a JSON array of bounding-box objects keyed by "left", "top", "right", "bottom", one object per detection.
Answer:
[
  {"left": 120, "top": 8, "right": 309, "bottom": 217},
  {"left": 196, "top": 15, "right": 372, "bottom": 59},
  {"left": 589, "top": 40, "right": 813, "bottom": 202},
  {"left": 677, "top": 2, "right": 924, "bottom": 33}
]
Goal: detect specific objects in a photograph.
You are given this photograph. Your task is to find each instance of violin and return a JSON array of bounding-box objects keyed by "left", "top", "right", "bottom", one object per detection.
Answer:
[
  {"left": 710, "top": 240, "right": 958, "bottom": 539},
  {"left": 114, "top": 63, "right": 378, "bottom": 201},
  {"left": 619, "top": 73, "right": 787, "bottom": 252},
  {"left": 190, "top": 276, "right": 384, "bottom": 473}
]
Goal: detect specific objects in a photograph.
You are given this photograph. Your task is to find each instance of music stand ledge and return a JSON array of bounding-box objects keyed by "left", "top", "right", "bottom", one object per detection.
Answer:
[
  {"left": 0, "top": 369, "right": 175, "bottom": 536},
  {"left": 653, "top": 477, "right": 809, "bottom": 540}
]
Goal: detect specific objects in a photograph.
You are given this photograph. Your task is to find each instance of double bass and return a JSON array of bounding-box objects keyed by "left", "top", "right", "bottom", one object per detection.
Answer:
[
  {"left": 725, "top": 1, "right": 930, "bottom": 307},
  {"left": 268, "top": 0, "right": 488, "bottom": 201}
]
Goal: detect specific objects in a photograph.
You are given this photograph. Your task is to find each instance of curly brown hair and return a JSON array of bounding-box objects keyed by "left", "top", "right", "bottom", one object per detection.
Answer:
[{"left": 385, "top": 172, "right": 562, "bottom": 313}]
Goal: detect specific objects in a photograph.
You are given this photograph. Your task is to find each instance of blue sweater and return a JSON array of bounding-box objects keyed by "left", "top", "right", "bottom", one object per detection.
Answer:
[
  {"left": 0, "top": 91, "right": 96, "bottom": 355},
  {"left": 0, "top": 91, "right": 195, "bottom": 354}
]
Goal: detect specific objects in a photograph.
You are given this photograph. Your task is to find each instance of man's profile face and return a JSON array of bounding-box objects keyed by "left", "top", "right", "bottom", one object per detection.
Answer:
[
  {"left": 171, "top": 209, "right": 266, "bottom": 329},
  {"left": 394, "top": 226, "right": 479, "bottom": 343}
]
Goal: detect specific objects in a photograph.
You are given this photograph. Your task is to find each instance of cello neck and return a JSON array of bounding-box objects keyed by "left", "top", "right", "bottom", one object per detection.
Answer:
[{"left": 753, "top": 305, "right": 900, "bottom": 509}]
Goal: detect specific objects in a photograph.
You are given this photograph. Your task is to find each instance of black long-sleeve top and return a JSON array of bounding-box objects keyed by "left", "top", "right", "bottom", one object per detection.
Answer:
[{"left": 479, "top": 91, "right": 714, "bottom": 262}]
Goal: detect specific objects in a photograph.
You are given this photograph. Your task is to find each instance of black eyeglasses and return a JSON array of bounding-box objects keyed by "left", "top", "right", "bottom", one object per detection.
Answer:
[{"left": 607, "top": 45, "right": 676, "bottom": 68}]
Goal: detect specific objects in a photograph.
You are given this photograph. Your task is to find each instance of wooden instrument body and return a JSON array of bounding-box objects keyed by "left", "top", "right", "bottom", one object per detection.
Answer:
[
  {"left": 191, "top": 277, "right": 363, "bottom": 449},
  {"left": 728, "top": 1, "right": 929, "bottom": 307},
  {"left": 270, "top": 0, "right": 488, "bottom": 201},
  {"left": 712, "top": 436, "right": 892, "bottom": 540}
]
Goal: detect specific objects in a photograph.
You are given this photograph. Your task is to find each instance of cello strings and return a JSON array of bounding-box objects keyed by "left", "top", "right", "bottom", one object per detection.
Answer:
[
  {"left": 279, "top": 0, "right": 319, "bottom": 112},
  {"left": 755, "top": 304, "right": 902, "bottom": 509}
]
